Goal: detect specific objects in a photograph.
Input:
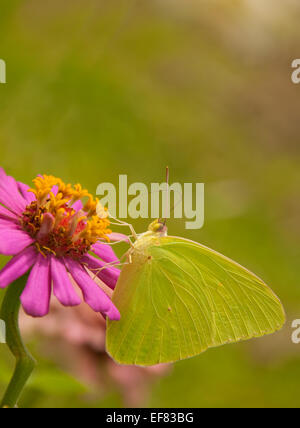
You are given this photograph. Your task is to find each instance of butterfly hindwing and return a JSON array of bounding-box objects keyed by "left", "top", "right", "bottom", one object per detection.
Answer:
[{"left": 106, "top": 236, "right": 285, "bottom": 366}]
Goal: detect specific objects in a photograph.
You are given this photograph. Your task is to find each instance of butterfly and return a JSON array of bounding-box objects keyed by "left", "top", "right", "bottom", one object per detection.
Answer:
[{"left": 106, "top": 219, "right": 285, "bottom": 366}]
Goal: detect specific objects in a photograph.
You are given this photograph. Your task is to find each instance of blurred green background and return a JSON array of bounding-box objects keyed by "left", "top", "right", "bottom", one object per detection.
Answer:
[{"left": 1, "top": 0, "right": 300, "bottom": 408}]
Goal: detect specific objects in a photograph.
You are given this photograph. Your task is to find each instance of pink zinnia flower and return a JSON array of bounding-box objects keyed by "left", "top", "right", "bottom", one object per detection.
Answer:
[{"left": 0, "top": 168, "right": 121, "bottom": 320}]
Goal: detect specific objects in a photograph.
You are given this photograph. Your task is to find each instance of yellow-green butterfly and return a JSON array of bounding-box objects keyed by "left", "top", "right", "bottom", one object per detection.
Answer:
[{"left": 106, "top": 219, "right": 285, "bottom": 366}]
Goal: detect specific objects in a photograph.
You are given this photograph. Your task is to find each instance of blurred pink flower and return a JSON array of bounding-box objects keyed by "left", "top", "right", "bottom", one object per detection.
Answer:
[
  {"left": 21, "top": 298, "right": 171, "bottom": 407},
  {"left": 0, "top": 167, "right": 122, "bottom": 320}
]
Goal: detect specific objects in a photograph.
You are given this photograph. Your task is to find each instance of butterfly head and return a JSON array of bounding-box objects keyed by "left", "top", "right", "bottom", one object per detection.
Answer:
[{"left": 148, "top": 219, "right": 168, "bottom": 236}]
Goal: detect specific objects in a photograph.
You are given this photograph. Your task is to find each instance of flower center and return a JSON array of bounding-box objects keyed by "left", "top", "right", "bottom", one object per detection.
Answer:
[{"left": 20, "top": 175, "right": 111, "bottom": 258}]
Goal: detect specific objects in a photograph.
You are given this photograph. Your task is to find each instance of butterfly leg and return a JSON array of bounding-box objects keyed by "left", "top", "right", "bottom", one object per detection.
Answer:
[
  {"left": 108, "top": 216, "right": 138, "bottom": 245},
  {"left": 84, "top": 261, "right": 130, "bottom": 281}
]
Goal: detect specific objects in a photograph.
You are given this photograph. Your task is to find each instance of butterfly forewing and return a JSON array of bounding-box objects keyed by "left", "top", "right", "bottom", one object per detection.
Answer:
[{"left": 106, "top": 236, "right": 285, "bottom": 366}]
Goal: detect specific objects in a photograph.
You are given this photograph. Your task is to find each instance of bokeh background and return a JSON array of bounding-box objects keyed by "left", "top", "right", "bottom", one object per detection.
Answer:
[{"left": 1, "top": 0, "right": 300, "bottom": 408}]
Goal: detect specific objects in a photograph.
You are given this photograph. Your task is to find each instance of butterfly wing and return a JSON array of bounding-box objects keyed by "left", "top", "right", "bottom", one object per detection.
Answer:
[{"left": 106, "top": 236, "right": 285, "bottom": 366}]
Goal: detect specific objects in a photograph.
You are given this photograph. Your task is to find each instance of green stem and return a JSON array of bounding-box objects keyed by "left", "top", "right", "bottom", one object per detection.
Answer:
[{"left": 0, "top": 276, "right": 36, "bottom": 408}]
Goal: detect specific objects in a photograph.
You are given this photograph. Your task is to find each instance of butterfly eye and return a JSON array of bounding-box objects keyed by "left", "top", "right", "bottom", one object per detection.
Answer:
[
  {"left": 148, "top": 219, "right": 168, "bottom": 234},
  {"left": 156, "top": 222, "right": 168, "bottom": 235},
  {"left": 148, "top": 219, "right": 160, "bottom": 232}
]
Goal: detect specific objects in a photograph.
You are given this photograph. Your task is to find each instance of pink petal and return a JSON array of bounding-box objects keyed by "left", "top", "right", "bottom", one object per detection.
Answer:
[
  {"left": 37, "top": 213, "right": 54, "bottom": 239},
  {"left": 107, "top": 233, "right": 131, "bottom": 243},
  {"left": 0, "top": 188, "right": 24, "bottom": 215},
  {"left": 0, "top": 205, "right": 18, "bottom": 221},
  {"left": 81, "top": 254, "right": 120, "bottom": 290},
  {"left": 51, "top": 185, "right": 59, "bottom": 196},
  {"left": 0, "top": 169, "right": 27, "bottom": 214},
  {"left": 18, "top": 182, "right": 36, "bottom": 204},
  {"left": 92, "top": 242, "right": 119, "bottom": 265},
  {"left": 0, "top": 246, "right": 38, "bottom": 289},
  {"left": 21, "top": 254, "right": 51, "bottom": 317},
  {"left": 51, "top": 257, "right": 81, "bottom": 307},
  {"left": 0, "top": 218, "right": 20, "bottom": 230},
  {"left": 0, "top": 228, "right": 34, "bottom": 256},
  {"left": 65, "top": 258, "right": 120, "bottom": 321},
  {"left": 72, "top": 200, "right": 83, "bottom": 211}
]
